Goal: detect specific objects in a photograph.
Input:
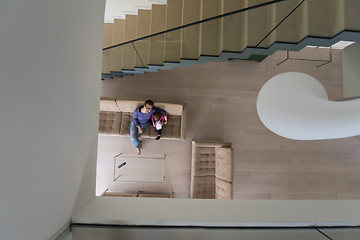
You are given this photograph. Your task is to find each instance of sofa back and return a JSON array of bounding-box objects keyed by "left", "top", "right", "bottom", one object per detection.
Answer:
[{"left": 115, "top": 100, "right": 183, "bottom": 116}]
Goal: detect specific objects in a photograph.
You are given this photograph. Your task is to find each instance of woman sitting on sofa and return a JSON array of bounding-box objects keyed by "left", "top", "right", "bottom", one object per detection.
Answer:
[{"left": 130, "top": 100, "right": 167, "bottom": 155}]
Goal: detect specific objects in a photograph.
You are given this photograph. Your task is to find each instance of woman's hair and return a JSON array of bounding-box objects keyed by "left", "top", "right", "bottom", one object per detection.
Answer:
[
  {"left": 144, "top": 100, "right": 154, "bottom": 108},
  {"left": 153, "top": 112, "right": 162, "bottom": 121}
]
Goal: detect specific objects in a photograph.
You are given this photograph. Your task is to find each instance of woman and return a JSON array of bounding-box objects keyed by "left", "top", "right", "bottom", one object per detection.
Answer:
[{"left": 130, "top": 100, "right": 167, "bottom": 155}]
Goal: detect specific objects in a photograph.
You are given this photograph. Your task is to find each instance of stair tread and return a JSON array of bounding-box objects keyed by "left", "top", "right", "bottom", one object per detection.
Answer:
[
  {"left": 150, "top": 4, "right": 166, "bottom": 33},
  {"left": 102, "top": 23, "right": 113, "bottom": 73},
  {"left": 123, "top": 15, "right": 137, "bottom": 69},
  {"left": 274, "top": 1, "right": 308, "bottom": 43},
  {"left": 200, "top": 0, "right": 222, "bottom": 55},
  {"left": 164, "top": 0, "right": 183, "bottom": 62},
  {"left": 135, "top": 9, "right": 151, "bottom": 67},
  {"left": 103, "top": 23, "right": 113, "bottom": 48},
  {"left": 222, "top": 0, "right": 247, "bottom": 52},
  {"left": 345, "top": 0, "right": 360, "bottom": 31},
  {"left": 182, "top": 0, "right": 201, "bottom": 59},
  {"left": 149, "top": 4, "right": 166, "bottom": 65},
  {"left": 110, "top": 19, "right": 125, "bottom": 71},
  {"left": 247, "top": 0, "right": 276, "bottom": 48}
]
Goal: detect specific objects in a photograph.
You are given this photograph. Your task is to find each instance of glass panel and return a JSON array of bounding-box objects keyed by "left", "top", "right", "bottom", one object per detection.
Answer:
[
  {"left": 164, "top": 29, "right": 183, "bottom": 62},
  {"left": 134, "top": 38, "right": 150, "bottom": 68}
]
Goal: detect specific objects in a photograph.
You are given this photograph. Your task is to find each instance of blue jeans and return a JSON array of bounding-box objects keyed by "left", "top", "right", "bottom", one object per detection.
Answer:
[{"left": 130, "top": 121, "right": 149, "bottom": 148}]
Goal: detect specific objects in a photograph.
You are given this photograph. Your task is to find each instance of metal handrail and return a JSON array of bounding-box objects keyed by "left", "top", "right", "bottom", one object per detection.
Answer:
[{"left": 103, "top": 0, "right": 288, "bottom": 51}]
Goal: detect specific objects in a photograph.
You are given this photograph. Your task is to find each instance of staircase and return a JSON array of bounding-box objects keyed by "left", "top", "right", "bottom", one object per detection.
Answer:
[{"left": 102, "top": 0, "right": 360, "bottom": 79}]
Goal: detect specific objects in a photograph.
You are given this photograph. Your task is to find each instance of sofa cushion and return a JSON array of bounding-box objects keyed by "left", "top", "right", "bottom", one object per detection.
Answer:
[
  {"left": 154, "top": 102, "right": 183, "bottom": 116},
  {"left": 119, "top": 112, "right": 132, "bottom": 135},
  {"left": 99, "top": 111, "right": 121, "bottom": 134},
  {"left": 149, "top": 115, "right": 181, "bottom": 139},
  {"left": 100, "top": 99, "right": 120, "bottom": 111},
  {"left": 191, "top": 147, "right": 215, "bottom": 176},
  {"left": 116, "top": 100, "right": 143, "bottom": 113},
  {"left": 215, "top": 177, "right": 233, "bottom": 199},
  {"left": 190, "top": 176, "right": 215, "bottom": 199},
  {"left": 215, "top": 147, "right": 233, "bottom": 182}
]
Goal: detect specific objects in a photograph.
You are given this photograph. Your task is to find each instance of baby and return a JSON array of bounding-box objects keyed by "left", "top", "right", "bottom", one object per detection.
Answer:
[{"left": 151, "top": 111, "right": 167, "bottom": 140}]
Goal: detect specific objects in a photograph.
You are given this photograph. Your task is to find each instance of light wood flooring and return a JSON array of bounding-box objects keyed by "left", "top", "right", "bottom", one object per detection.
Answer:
[{"left": 97, "top": 47, "right": 360, "bottom": 199}]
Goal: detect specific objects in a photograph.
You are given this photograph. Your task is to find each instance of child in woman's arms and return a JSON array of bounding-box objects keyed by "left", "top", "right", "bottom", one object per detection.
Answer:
[{"left": 151, "top": 111, "right": 167, "bottom": 140}]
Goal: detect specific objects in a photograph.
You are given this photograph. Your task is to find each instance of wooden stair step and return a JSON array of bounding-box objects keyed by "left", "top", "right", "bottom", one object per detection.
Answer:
[
  {"left": 122, "top": 15, "right": 137, "bottom": 69},
  {"left": 102, "top": 23, "right": 113, "bottom": 73},
  {"left": 344, "top": 0, "right": 360, "bottom": 31},
  {"left": 308, "top": 0, "right": 347, "bottom": 37},
  {"left": 149, "top": 4, "right": 166, "bottom": 65},
  {"left": 103, "top": 23, "right": 114, "bottom": 48},
  {"left": 308, "top": 0, "right": 333, "bottom": 38},
  {"left": 246, "top": 0, "right": 276, "bottom": 48},
  {"left": 221, "top": 0, "right": 248, "bottom": 52},
  {"left": 164, "top": 0, "right": 183, "bottom": 62},
  {"left": 274, "top": 0, "right": 308, "bottom": 43},
  {"left": 111, "top": 19, "right": 125, "bottom": 72},
  {"left": 330, "top": 0, "right": 345, "bottom": 35},
  {"left": 327, "top": 0, "right": 345, "bottom": 36},
  {"left": 182, "top": 0, "right": 201, "bottom": 59},
  {"left": 200, "top": 0, "right": 222, "bottom": 56},
  {"left": 135, "top": 9, "right": 151, "bottom": 68}
]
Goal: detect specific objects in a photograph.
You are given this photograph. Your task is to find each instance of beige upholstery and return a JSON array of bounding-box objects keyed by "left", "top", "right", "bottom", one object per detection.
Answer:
[
  {"left": 100, "top": 99, "right": 119, "bottom": 111},
  {"left": 99, "top": 98, "right": 186, "bottom": 140},
  {"left": 215, "top": 178, "right": 233, "bottom": 199},
  {"left": 190, "top": 176, "right": 215, "bottom": 199},
  {"left": 215, "top": 147, "right": 233, "bottom": 182},
  {"left": 190, "top": 140, "right": 233, "bottom": 199},
  {"left": 99, "top": 111, "right": 121, "bottom": 134}
]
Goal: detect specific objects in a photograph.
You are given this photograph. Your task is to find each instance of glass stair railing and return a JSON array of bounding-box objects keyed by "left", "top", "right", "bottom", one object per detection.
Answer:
[{"left": 102, "top": 0, "right": 360, "bottom": 80}]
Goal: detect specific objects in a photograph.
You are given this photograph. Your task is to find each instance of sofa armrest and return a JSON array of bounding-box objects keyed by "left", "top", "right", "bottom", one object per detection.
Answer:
[
  {"left": 215, "top": 177, "right": 233, "bottom": 199},
  {"left": 180, "top": 103, "right": 187, "bottom": 140},
  {"left": 192, "top": 140, "right": 232, "bottom": 148},
  {"left": 100, "top": 98, "right": 121, "bottom": 112}
]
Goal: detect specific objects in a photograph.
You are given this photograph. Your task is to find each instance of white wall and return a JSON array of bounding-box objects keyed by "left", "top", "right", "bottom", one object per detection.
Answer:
[
  {"left": 0, "top": 0, "right": 104, "bottom": 239},
  {"left": 104, "top": 0, "right": 166, "bottom": 22},
  {"left": 72, "top": 197, "right": 360, "bottom": 227}
]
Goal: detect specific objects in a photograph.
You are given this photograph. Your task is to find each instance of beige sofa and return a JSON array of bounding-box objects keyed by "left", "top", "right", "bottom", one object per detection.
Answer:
[
  {"left": 99, "top": 98, "right": 186, "bottom": 140},
  {"left": 190, "top": 140, "right": 233, "bottom": 199}
]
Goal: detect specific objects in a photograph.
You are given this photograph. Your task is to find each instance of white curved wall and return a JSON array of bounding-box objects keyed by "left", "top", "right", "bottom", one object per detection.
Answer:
[
  {"left": 0, "top": 0, "right": 104, "bottom": 239},
  {"left": 257, "top": 72, "right": 360, "bottom": 140}
]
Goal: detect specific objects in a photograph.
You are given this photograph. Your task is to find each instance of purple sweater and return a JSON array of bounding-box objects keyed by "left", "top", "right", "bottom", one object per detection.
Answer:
[{"left": 132, "top": 106, "right": 167, "bottom": 127}]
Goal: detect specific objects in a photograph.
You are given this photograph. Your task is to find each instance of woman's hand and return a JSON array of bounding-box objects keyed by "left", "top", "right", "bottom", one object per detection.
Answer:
[{"left": 138, "top": 126, "right": 143, "bottom": 134}]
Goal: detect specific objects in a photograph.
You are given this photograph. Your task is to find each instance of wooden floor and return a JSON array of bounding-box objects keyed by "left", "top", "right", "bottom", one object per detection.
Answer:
[{"left": 97, "top": 47, "right": 360, "bottom": 199}]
